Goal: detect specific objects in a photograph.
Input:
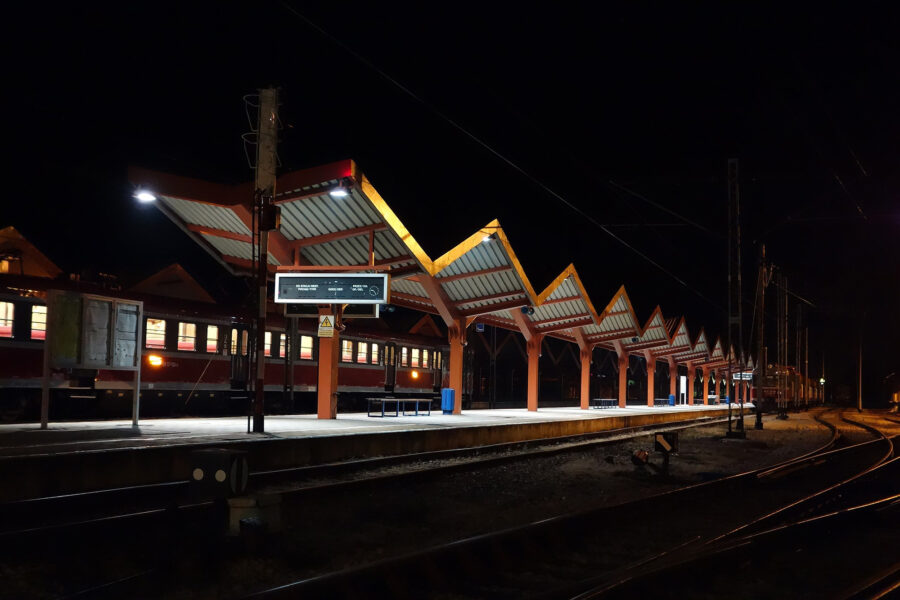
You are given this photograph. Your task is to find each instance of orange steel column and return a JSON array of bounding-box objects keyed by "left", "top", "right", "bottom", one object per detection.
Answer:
[
  {"left": 527, "top": 334, "right": 543, "bottom": 411},
  {"left": 579, "top": 347, "right": 591, "bottom": 410},
  {"left": 686, "top": 363, "right": 695, "bottom": 405},
  {"left": 316, "top": 307, "right": 339, "bottom": 419},
  {"left": 646, "top": 358, "right": 656, "bottom": 406},
  {"left": 448, "top": 322, "right": 465, "bottom": 414},
  {"left": 617, "top": 351, "right": 629, "bottom": 408},
  {"left": 668, "top": 357, "right": 678, "bottom": 400},
  {"left": 702, "top": 367, "right": 710, "bottom": 405}
]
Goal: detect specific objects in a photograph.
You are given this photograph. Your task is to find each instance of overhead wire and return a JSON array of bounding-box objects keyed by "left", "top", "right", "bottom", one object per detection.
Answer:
[{"left": 277, "top": 1, "right": 725, "bottom": 313}]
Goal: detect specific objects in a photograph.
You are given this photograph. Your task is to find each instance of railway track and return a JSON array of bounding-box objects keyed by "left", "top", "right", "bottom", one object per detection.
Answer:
[
  {"left": 4, "top": 409, "right": 892, "bottom": 599},
  {"left": 239, "top": 409, "right": 896, "bottom": 599},
  {"left": 0, "top": 416, "right": 726, "bottom": 537}
]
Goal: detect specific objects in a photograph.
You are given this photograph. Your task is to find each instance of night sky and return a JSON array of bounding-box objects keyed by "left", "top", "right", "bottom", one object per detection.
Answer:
[{"left": 7, "top": 3, "right": 899, "bottom": 403}]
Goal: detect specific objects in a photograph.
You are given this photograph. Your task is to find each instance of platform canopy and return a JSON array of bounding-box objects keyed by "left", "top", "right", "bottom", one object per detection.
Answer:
[{"left": 129, "top": 159, "right": 721, "bottom": 366}]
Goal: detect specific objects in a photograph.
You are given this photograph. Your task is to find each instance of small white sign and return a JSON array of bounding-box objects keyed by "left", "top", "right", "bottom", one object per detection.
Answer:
[
  {"left": 318, "top": 314, "right": 334, "bottom": 338},
  {"left": 732, "top": 372, "right": 753, "bottom": 380}
]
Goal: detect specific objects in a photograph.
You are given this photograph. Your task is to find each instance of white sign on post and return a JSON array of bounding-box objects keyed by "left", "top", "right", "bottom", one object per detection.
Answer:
[{"left": 318, "top": 314, "right": 334, "bottom": 338}]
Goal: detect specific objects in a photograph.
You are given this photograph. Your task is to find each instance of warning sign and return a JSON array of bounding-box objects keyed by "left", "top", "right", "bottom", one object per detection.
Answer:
[{"left": 318, "top": 315, "right": 334, "bottom": 338}]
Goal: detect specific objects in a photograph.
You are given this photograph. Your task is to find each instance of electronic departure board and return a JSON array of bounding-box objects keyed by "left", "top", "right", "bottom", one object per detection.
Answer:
[{"left": 274, "top": 273, "right": 389, "bottom": 304}]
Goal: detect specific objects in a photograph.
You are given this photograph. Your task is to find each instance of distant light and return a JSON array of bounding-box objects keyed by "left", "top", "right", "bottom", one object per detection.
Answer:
[
  {"left": 134, "top": 190, "right": 157, "bottom": 203},
  {"left": 482, "top": 235, "right": 491, "bottom": 243},
  {"left": 148, "top": 354, "right": 163, "bottom": 367},
  {"left": 411, "top": 369, "right": 419, "bottom": 379},
  {"left": 819, "top": 377, "right": 825, "bottom": 385}
]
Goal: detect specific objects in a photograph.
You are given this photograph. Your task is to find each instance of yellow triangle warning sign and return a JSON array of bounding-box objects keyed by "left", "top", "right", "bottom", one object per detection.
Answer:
[{"left": 320, "top": 316, "right": 332, "bottom": 327}]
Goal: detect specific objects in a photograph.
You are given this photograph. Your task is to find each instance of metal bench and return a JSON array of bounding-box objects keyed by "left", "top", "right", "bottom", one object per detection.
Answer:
[{"left": 366, "top": 397, "right": 432, "bottom": 417}]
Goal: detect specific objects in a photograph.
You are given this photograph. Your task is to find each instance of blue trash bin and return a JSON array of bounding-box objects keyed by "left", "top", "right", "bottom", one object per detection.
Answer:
[
  {"left": 725, "top": 395, "right": 731, "bottom": 405},
  {"left": 668, "top": 394, "right": 675, "bottom": 406},
  {"left": 440, "top": 388, "right": 455, "bottom": 414}
]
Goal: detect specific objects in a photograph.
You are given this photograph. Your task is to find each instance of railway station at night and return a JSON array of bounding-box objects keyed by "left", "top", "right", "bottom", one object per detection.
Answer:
[{"left": 2, "top": 3, "right": 898, "bottom": 599}]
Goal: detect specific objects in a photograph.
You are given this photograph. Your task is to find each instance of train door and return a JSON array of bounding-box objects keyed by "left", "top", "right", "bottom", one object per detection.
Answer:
[
  {"left": 229, "top": 326, "right": 251, "bottom": 389},
  {"left": 383, "top": 342, "right": 397, "bottom": 392},
  {"left": 432, "top": 349, "right": 443, "bottom": 392}
]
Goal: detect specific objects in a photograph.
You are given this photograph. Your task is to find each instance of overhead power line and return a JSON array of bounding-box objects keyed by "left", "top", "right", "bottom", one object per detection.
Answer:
[{"left": 278, "top": 1, "right": 724, "bottom": 313}]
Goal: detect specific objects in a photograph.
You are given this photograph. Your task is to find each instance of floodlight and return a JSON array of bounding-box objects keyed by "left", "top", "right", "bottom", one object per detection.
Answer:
[{"left": 134, "top": 190, "right": 157, "bottom": 203}]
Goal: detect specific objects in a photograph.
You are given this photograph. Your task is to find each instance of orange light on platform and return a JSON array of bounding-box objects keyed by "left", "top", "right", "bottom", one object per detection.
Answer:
[
  {"left": 147, "top": 354, "right": 163, "bottom": 367},
  {"left": 411, "top": 369, "right": 419, "bottom": 379}
]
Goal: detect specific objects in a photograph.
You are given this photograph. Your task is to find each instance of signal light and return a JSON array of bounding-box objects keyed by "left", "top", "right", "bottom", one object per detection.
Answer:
[{"left": 148, "top": 354, "right": 163, "bottom": 367}]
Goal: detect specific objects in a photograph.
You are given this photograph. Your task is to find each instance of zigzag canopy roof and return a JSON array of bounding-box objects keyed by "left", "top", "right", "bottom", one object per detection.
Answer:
[{"left": 130, "top": 159, "right": 726, "bottom": 365}]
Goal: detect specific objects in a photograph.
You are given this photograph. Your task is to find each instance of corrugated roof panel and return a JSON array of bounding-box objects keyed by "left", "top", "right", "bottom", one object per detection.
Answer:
[
  {"left": 443, "top": 270, "right": 522, "bottom": 302},
  {"left": 583, "top": 323, "right": 602, "bottom": 336},
  {"left": 546, "top": 278, "right": 579, "bottom": 300},
  {"left": 391, "top": 278, "right": 429, "bottom": 298},
  {"left": 202, "top": 235, "right": 280, "bottom": 265},
  {"left": 531, "top": 298, "right": 589, "bottom": 322},
  {"left": 162, "top": 196, "right": 250, "bottom": 235},
  {"left": 437, "top": 242, "right": 511, "bottom": 279}
]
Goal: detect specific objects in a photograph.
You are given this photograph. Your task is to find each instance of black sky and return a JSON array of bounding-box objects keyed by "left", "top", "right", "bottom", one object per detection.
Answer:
[{"left": 6, "top": 2, "right": 899, "bottom": 402}]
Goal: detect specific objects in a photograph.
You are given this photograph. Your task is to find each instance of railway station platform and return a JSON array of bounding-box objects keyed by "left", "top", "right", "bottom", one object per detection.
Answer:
[{"left": 0, "top": 404, "right": 740, "bottom": 502}]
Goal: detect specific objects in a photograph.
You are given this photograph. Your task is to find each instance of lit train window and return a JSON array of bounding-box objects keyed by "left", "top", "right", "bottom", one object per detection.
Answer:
[
  {"left": 206, "top": 326, "right": 218, "bottom": 353},
  {"left": 401, "top": 347, "right": 408, "bottom": 366},
  {"left": 31, "top": 305, "right": 47, "bottom": 340},
  {"left": 341, "top": 340, "right": 353, "bottom": 362},
  {"left": 357, "top": 342, "right": 368, "bottom": 363},
  {"left": 264, "top": 331, "right": 272, "bottom": 357},
  {"left": 371, "top": 343, "right": 379, "bottom": 364},
  {"left": 241, "top": 330, "right": 249, "bottom": 355},
  {"left": 230, "top": 329, "right": 238, "bottom": 354},
  {"left": 435, "top": 352, "right": 441, "bottom": 369},
  {"left": 411, "top": 348, "right": 420, "bottom": 367},
  {"left": 422, "top": 349, "right": 429, "bottom": 369},
  {"left": 279, "top": 333, "right": 286, "bottom": 358},
  {"left": 177, "top": 322, "right": 196, "bottom": 351},
  {"left": 0, "top": 301, "right": 13, "bottom": 338},
  {"left": 299, "top": 335, "right": 313, "bottom": 360},
  {"left": 145, "top": 318, "right": 166, "bottom": 349}
]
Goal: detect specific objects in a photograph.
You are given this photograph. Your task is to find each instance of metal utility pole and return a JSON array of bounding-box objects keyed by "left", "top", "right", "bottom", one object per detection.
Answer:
[
  {"left": 726, "top": 159, "right": 745, "bottom": 437},
  {"left": 754, "top": 244, "right": 767, "bottom": 429},
  {"left": 253, "top": 87, "right": 279, "bottom": 433},
  {"left": 804, "top": 325, "right": 808, "bottom": 409},
  {"left": 795, "top": 306, "right": 802, "bottom": 411},
  {"left": 858, "top": 326, "right": 863, "bottom": 413}
]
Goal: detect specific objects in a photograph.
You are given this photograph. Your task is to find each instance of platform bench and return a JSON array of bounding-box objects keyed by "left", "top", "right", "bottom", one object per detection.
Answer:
[
  {"left": 367, "top": 397, "right": 433, "bottom": 417},
  {"left": 589, "top": 398, "right": 617, "bottom": 409}
]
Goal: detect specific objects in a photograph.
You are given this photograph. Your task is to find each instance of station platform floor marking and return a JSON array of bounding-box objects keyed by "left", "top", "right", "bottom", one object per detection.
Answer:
[{"left": 0, "top": 404, "right": 742, "bottom": 457}]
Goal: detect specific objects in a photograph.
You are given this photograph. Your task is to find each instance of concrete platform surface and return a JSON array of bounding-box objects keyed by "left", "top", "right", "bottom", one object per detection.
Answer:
[{"left": 0, "top": 403, "right": 739, "bottom": 458}]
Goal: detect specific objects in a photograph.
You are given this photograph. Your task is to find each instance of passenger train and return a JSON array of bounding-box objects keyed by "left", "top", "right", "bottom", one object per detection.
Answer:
[{"left": 0, "top": 271, "right": 450, "bottom": 422}]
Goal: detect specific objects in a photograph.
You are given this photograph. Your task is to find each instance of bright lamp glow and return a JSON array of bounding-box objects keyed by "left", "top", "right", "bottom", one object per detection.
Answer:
[
  {"left": 148, "top": 354, "right": 163, "bottom": 367},
  {"left": 329, "top": 187, "right": 349, "bottom": 198},
  {"left": 134, "top": 190, "right": 157, "bottom": 203},
  {"left": 411, "top": 369, "right": 419, "bottom": 379},
  {"left": 482, "top": 235, "right": 491, "bottom": 243}
]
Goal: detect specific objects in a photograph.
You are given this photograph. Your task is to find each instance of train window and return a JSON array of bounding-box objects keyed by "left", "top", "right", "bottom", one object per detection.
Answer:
[
  {"left": 279, "top": 333, "right": 286, "bottom": 358},
  {"left": 241, "top": 330, "right": 249, "bottom": 355},
  {"left": 177, "top": 322, "right": 196, "bottom": 351},
  {"left": 230, "top": 328, "right": 238, "bottom": 355},
  {"left": 264, "top": 331, "right": 272, "bottom": 357},
  {"left": 145, "top": 318, "right": 166, "bottom": 349},
  {"left": 411, "top": 348, "right": 420, "bottom": 367},
  {"left": 299, "top": 335, "right": 313, "bottom": 360},
  {"left": 434, "top": 351, "right": 441, "bottom": 369},
  {"left": 206, "top": 325, "right": 219, "bottom": 353},
  {"left": 0, "top": 301, "right": 13, "bottom": 338},
  {"left": 401, "top": 346, "right": 408, "bottom": 367},
  {"left": 371, "top": 343, "right": 379, "bottom": 364},
  {"left": 357, "top": 341, "right": 368, "bottom": 363},
  {"left": 31, "top": 305, "right": 47, "bottom": 340},
  {"left": 341, "top": 340, "right": 353, "bottom": 362},
  {"left": 422, "top": 349, "right": 429, "bottom": 369}
]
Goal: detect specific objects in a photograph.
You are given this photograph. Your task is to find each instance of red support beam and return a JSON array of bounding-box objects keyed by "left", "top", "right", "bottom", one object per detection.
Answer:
[
  {"left": 530, "top": 313, "right": 593, "bottom": 327},
  {"left": 535, "top": 316, "right": 594, "bottom": 334},
  {"left": 459, "top": 298, "right": 529, "bottom": 318},
  {"left": 587, "top": 326, "right": 639, "bottom": 342},
  {"left": 526, "top": 333, "right": 544, "bottom": 411},
  {"left": 390, "top": 291, "right": 434, "bottom": 305},
  {"left": 388, "top": 264, "right": 423, "bottom": 279},
  {"left": 455, "top": 291, "right": 527, "bottom": 307},
  {"left": 187, "top": 224, "right": 253, "bottom": 243}
]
